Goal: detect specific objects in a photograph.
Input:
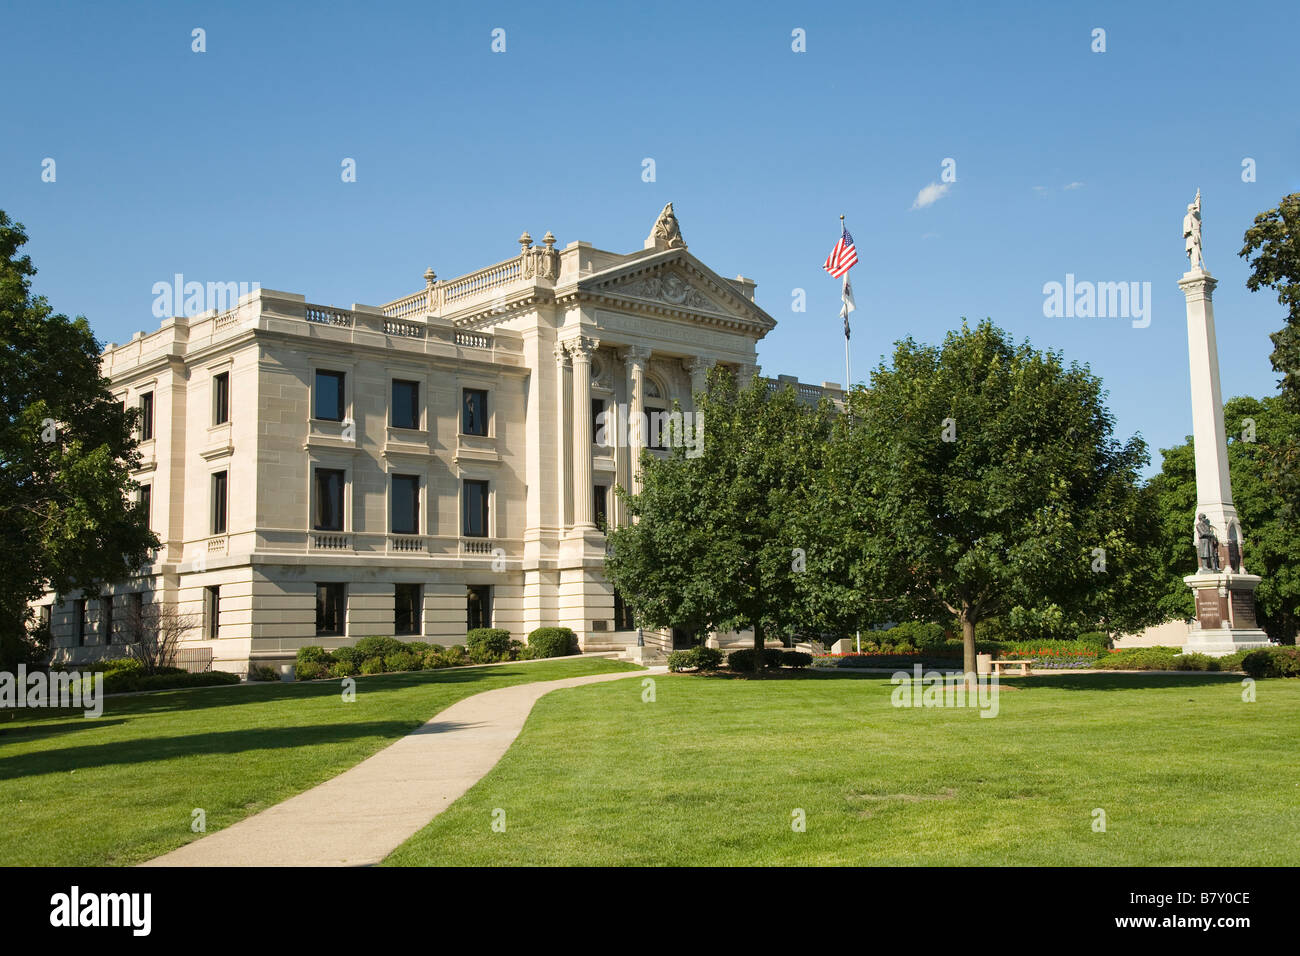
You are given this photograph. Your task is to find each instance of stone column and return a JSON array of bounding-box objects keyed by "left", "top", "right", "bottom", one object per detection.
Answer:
[
  {"left": 1179, "top": 264, "right": 1267, "bottom": 655},
  {"left": 624, "top": 347, "right": 651, "bottom": 494},
  {"left": 554, "top": 343, "right": 571, "bottom": 531},
  {"left": 568, "top": 336, "right": 599, "bottom": 531},
  {"left": 684, "top": 356, "right": 714, "bottom": 407}
]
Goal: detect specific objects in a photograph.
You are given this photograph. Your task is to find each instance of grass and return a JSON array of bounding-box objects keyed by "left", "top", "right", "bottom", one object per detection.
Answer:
[
  {"left": 384, "top": 670, "right": 1300, "bottom": 865},
  {"left": 0, "top": 657, "right": 642, "bottom": 866}
]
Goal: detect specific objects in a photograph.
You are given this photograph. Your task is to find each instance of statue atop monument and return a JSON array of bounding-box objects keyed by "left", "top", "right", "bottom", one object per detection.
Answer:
[
  {"left": 646, "top": 202, "right": 686, "bottom": 250},
  {"left": 1183, "top": 189, "right": 1205, "bottom": 272}
]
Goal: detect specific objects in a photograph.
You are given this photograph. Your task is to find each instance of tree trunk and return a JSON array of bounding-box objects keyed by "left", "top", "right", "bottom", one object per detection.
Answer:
[
  {"left": 751, "top": 619, "right": 764, "bottom": 676},
  {"left": 961, "top": 606, "right": 977, "bottom": 681}
]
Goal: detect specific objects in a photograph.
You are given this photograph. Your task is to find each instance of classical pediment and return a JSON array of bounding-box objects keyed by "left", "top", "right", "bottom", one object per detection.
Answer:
[{"left": 606, "top": 270, "right": 723, "bottom": 312}]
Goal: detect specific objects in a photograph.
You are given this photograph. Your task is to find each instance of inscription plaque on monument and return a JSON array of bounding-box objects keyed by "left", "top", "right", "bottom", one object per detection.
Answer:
[
  {"left": 1230, "top": 590, "right": 1257, "bottom": 629},
  {"left": 1195, "top": 590, "right": 1224, "bottom": 629}
]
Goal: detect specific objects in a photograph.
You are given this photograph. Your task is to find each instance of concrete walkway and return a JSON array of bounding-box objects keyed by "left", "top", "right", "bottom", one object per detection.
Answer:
[{"left": 142, "top": 667, "right": 655, "bottom": 867}]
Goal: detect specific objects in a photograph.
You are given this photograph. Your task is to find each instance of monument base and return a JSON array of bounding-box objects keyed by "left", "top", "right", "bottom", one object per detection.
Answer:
[{"left": 1182, "top": 571, "right": 1271, "bottom": 657}]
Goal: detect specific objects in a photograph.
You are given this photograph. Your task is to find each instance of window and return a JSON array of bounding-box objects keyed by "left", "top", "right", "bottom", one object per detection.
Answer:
[
  {"left": 315, "top": 583, "right": 345, "bottom": 636},
  {"left": 391, "top": 379, "right": 420, "bottom": 430},
  {"left": 138, "top": 484, "right": 152, "bottom": 530},
  {"left": 140, "top": 391, "right": 154, "bottom": 440},
  {"left": 391, "top": 474, "right": 420, "bottom": 535},
  {"left": 592, "top": 398, "right": 606, "bottom": 445},
  {"left": 462, "top": 479, "right": 489, "bottom": 537},
  {"left": 614, "top": 590, "right": 635, "bottom": 631},
  {"left": 314, "top": 468, "right": 345, "bottom": 531},
  {"left": 205, "top": 586, "right": 220, "bottom": 640},
  {"left": 395, "top": 584, "right": 422, "bottom": 636},
  {"left": 102, "top": 598, "right": 114, "bottom": 645},
  {"left": 213, "top": 372, "right": 230, "bottom": 425},
  {"left": 75, "top": 599, "right": 87, "bottom": 646},
  {"left": 646, "top": 408, "right": 669, "bottom": 449},
  {"left": 466, "top": 585, "right": 491, "bottom": 631},
  {"left": 38, "top": 604, "right": 51, "bottom": 631},
  {"left": 211, "top": 471, "right": 228, "bottom": 534},
  {"left": 128, "top": 593, "right": 143, "bottom": 643},
  {"left": 462, "top": 388, "right": 488, "bottom": 436},
  {"left": 594, "top": 484, "right": 608, "bottom": 530},
  {"left": 314, "top": 370, "right": 346, "bottom": 421}
]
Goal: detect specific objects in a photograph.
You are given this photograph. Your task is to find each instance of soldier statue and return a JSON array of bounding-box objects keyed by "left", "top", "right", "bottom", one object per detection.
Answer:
[{"left": 1196, "top": 512, "right": 1220, "bottom": 572}]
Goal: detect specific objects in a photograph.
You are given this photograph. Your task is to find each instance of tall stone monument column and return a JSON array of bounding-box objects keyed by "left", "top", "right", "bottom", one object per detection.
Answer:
[{"left": 1178, "top": 191, "right": 1269, "bottom": 655}]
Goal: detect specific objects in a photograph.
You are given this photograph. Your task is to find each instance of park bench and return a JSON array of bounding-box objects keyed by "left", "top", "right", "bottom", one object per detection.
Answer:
[{"left": 991, "top": 659, "right": 1032, "bottom": 676}]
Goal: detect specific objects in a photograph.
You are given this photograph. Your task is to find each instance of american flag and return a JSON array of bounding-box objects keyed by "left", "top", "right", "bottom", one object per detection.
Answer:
[{"left": 823, "top": 224, "right": 858, "bottom": 278}]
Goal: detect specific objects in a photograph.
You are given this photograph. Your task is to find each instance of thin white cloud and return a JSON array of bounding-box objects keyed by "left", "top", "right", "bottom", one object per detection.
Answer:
[
  {"left": 1063, "top": 181, "right": 1086, "bottom": 190},
  {"left": 1032, "top": 185, "right": 1049, "bottom": 195},
  {"left": 911, "top": 181, "right": 951, "bottom": 210}
]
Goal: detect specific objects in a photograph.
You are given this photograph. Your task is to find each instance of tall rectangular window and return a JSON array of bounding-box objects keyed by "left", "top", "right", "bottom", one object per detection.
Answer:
[
  {"left": 128, "top": 593, "right": 143, "bottom": 643},
  {"left": 391, "top": 379, "right": 419, "bottom": 430},
  {"left": 314, "top": 468, "right": 345, "bottom": 531},
  {"left": 391, "top": 474, "right": 420, "bottom": 535},
  {"left": 139, "top": 484, "right": 152, "bottom": 530},
  {"left": 213, "top": 372, "right": 230, "bottom": 425},
  {"left": 315, "top": 583, "right": 345, "bottom": 636},
  {"left": 76, "top": 599, "right": 87, "bottom": 646},
  {"left": 395, "top": 583, "right": 422, "bottom": 636},
  {"left": 205, "top": 586, "right": 220, "bottom": 640},
  {"left": 211, "top": 471, "right": 228, "bottom": 534},
  {"left": 462, "top": 388, "right": 488, "bottom": 436},
  {"left": 314, "top": 370, "right": 346, "bottom": 421},
  {"left": 102, "top": 597, "right": 114, "bottom": 645},
  {"left": 592, "top": 398, "right": 606, "bottom": 445},
  {"left": 466, "top": 585, "right": 491, "bottom": 631},
  {"left": 462, "top": 479, "right": 489, "bottom": 537},
  {"left": 614, "top": 590, "right": 635, "bottom": 631},
  {"left": 594, "top": 484, "right": 608, "bottom": 530},
  {"left": 140, "top": 391, "right": 154, "bottom": 440}
]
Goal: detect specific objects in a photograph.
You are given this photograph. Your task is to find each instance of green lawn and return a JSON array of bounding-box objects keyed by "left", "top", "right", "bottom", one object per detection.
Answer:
[
  {"left": 384, "top": 670, "right": 1300, "bottom": 866},
  {"left": 0, "top": 657, "right": 642, "bottom": 866}
]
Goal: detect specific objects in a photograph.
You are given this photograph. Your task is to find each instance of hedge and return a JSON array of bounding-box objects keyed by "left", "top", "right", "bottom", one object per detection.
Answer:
[
  {"left": 467, "top": 628, "right": 513, "bottom": 663},
  {"left": 526, "top": 627, "right": 579, "bottom": 659},
  {"left": 667, "top": 646, "right": 723, "bottom": 672},
  {"left": 1241, "top": 646, "right": 1300, "bottom": 678}
]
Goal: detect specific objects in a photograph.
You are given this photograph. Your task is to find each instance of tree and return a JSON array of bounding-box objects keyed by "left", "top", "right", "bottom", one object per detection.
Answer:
[
  {"left": 1148, "top": 395, "right": 1300, "bottom": 643},
  {"left": 797, "top": 320, "right": 1161, "bottom": 675},
  {"left": 604, "top": 369, "right": 834, "bottom": 671},
  {"left": 122, "top": 601, "right": 199, "bottom": 674},
  {"left": 1240, "top": 194, "right": 1300, "bottom": 521},
  {"left": 0, "top": 210, "right": 157, "bottom": 664}
]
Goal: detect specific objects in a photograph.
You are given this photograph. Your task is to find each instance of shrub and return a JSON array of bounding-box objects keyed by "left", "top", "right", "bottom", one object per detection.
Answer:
[
  {"left": 328, "top": 662, "right": 355, "bottom": 679},
  {"left": 782, "top": 650, "right": 812, "bottom": 669},
  {"left": 296, "top": 646, "right": 332, "bottom": 665},
  {"left": 295, "top": 661, "right": 328, "bottom": 681},
  {"left": 886, "top": 622, "right": 947, "bottom": 650},
  {"left": 134, "top": 671, "right": 241, "bottom": 692},
  {"left": 331, "top": 646, "right": 361, "bottom": 673},
  {"left": 727, "top": 648, "right": 783, "bottom": 671},
  {"left": 1171, "top": 652, "right": 1220, "bottom": 671},
  {"left": 667, "top": 646, "right": 724, "bottom": 672},
  {"left": 354, "top": 636, "right": 408, "bottom": 662},
  {"left": 248, "top": 664, "right": 280, "bottom": 682},
  {"left": 1096, "top": 647, "right": 1183, "bottom": 671},
  {"left": 1241, "top": 646, "right": 1300, "bottom": 679},
  {"left": 383, "top": 650, "right": 421, "bottom": 673},
  {"left": 1217, "top": 650, "right": 1249, "bottom": 671},
  {"left": 104, "top": 658, "right": 144, "bottom": 676},
  {"left": 359, "top": 657, "right": 386, "bottom": 676},
  {"left": 527, "top": 627, "right": 580, "bottom": 659},
  {"left": 1076, "top": 631, "right": 1112, "bottom": 651},
  {"left": 422, "top": 648, "right": 450, "bottom": 670},
  {"left": 467, "top": 628, "right": 513, "bottom": 663}
]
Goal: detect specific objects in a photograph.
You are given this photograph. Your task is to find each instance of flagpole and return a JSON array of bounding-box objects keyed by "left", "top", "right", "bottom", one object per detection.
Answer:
[{"left": 841, "top": 214, "right": 851, "bottom": 390}]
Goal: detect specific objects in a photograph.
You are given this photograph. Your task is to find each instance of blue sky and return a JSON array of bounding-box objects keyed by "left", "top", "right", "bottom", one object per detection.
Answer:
[{"left": 3, "top": 0, "right": 1297, "bottom": 476}]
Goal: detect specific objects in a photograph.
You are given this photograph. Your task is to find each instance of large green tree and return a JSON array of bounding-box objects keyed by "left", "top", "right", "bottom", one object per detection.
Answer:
[
  {"left": 604, "top": 369, "right": 834, "bottom": 670},
  {"left": 1148, "top": 394, "right": 1300, "bottom": 643},
  {"left": 0, "top": 210, "right": 156, "bottom": 667},
  {"left": 796, "top": 320, "right": 1162, "bottom": 674}
]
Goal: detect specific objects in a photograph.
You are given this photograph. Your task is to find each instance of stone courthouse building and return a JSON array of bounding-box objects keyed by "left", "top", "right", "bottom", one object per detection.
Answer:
[{"left": 41, "top": 207, "right": 840, "bottom": 672}]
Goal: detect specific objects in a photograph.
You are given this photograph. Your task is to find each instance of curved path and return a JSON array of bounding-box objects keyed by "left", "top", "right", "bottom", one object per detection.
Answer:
[{"left": 143, "top": 667, "right": 657, "bottom": 867}]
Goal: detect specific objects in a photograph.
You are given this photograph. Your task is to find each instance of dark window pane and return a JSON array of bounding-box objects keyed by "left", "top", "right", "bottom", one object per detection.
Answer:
[
  {"left": 646, "top": 408, "right": 667, "bottom": 449},
  {"left": 315, "top": 370, "right": 346, "bottom": 421},
  {"left": 139, "top": 485, "right": 151, "bottom": 530},
  {"left": 462, "top": 480, "right": 489, "bottom": 537},
  {"left": 315, "top": 583, "right": 345, "bottom": 636},
  {"left": 140, "top": 392, "right": 154, "bottom": 440},
  {"left": 211, "top": 472, "right": 228, "bottom": 534},
  {"left": 614, "top": 590, "right": 635, "bottom": 631},
  {"left": 76, "top": 600, "right": 87, "bottom": 646},
  {"left": 391, "top": 380, "right": 419, "bottom": 429},
  {"left": 391, "top": 475, "right": 419, "bottom": 534},
  {"left": 214, "top": 372, "right": 230, "bottom": 425},
  {"left": 102, "top": 598, "right": 113, "bottom": 645},
  {"left": 206, "top": 586, "right": 220, "bottom": 640},
  {"left": 462, "top": 389, "right": 488, "bottom": 436},
  {"left": 314, "top": 468, "right": 345, "bottom": 531},
  {"left": 592, "top": 398, "right": 605, "bottom": 445},
  {"left": 466, "top": 585, "right": 491, "bottom": 631},
  {"left": 395, "top": 583, "right": 421, "bottom": 636},
  {"left": 594, "top": 484, "right": 608, "bottom": 530}
]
